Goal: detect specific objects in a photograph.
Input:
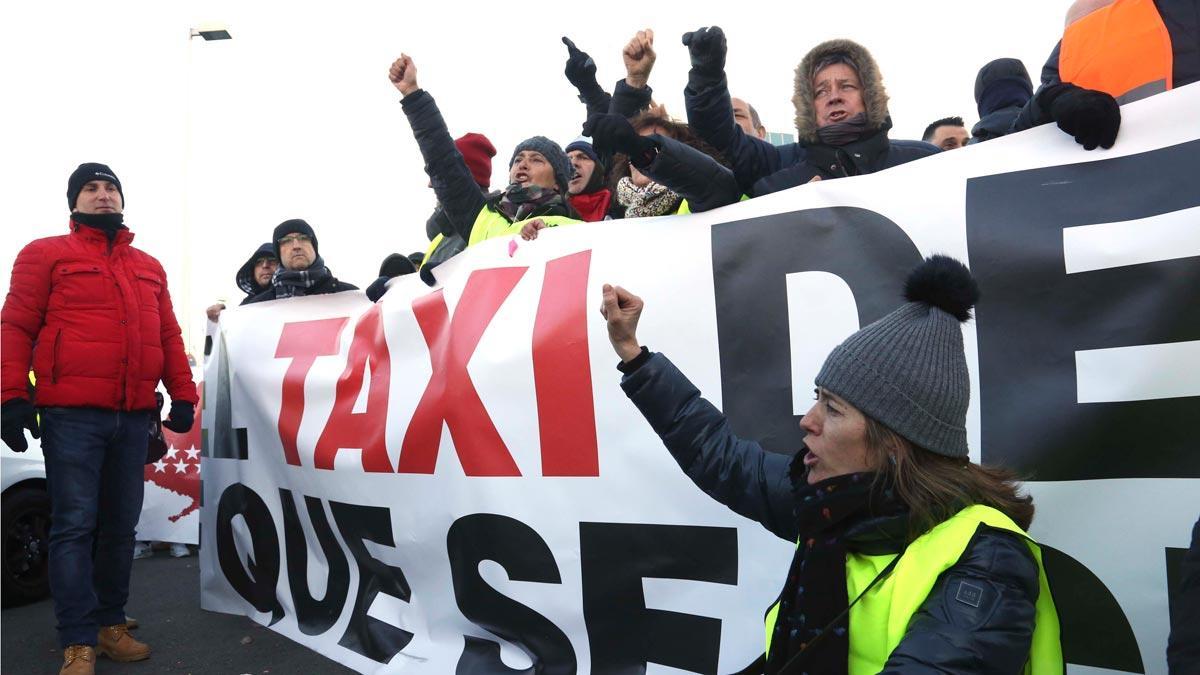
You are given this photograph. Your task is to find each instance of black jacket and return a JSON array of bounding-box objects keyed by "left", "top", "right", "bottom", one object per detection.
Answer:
[
  {"left": 1168, "top": 517, "right": 1200, "bottom": 674},
  {"left": 402, "top": 89, "right": 491, "bottom": 243},
  {"left": 684, "top": 74, "right": 937, "bottom": 197},
  {"left": 629, "top": 134, "right": 741, "bottom": 213},
  {"left": 620, "top": 352, "right": 1042, "bottom": 672},
  {"left": 243, "top": 274, "right": 358, "bottom": 305}
]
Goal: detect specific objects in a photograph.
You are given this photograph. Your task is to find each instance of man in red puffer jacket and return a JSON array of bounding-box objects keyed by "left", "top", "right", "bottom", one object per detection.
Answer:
[{"left": 0, "top": 163, "right": 196, "bottom": 675}]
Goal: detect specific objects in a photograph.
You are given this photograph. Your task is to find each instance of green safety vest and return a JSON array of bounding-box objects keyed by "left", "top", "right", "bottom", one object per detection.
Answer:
[
  {"left": 764, "top": 504, "right": 1062, "bottom": 674},
  {"left": 466, "top": 208, "right": 581, "bottom": 246}
]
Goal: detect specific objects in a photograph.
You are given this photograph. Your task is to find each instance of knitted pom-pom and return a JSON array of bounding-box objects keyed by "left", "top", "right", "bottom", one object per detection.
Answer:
[{"left": 903, "top": 255, "right": 980, "bottom": 322}]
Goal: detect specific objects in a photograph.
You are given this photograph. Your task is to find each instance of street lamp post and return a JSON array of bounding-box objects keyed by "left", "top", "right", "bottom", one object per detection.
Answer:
[{"left": 182, "top": 23, "right": 232, "bottom": 358}]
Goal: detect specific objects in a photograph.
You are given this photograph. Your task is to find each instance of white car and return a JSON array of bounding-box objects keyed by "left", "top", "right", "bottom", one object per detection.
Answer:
[{"left": 1, "top": 431, "right": 49, "bottom": 607}]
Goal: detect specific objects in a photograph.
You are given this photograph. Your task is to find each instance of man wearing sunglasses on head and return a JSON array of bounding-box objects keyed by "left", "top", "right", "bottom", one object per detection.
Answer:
[{"left": 244, "top": 219, "right": 358, "bottom": 305}]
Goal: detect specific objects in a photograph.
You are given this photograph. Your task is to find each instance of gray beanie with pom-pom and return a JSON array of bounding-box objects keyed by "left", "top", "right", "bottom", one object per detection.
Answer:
[{"left": 814, "top": 255, "right": 980, "bottom": 458}]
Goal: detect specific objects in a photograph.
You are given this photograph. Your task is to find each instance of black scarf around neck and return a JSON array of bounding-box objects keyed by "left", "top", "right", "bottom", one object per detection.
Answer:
[
  {"left": 272, "top": 256, "right": 333, "bottom": 299},
  {"left": 72, "top": 212, "right": 127, "bottom": 241},
  {"left": 815, "top": 112, "right": 870, "bottom": 147},
  {"left": 765, "top": 463, "right": 907, "bottom": 675}
]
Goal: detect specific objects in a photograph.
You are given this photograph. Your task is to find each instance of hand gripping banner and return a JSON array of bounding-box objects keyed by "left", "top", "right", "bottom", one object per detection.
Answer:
[{"left": 199, "top": 84, "right": 1200, "bottom": 674}]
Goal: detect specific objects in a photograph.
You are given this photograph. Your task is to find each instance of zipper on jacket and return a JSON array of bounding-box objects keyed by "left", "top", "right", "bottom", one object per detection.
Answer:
[{"left": 51, "top": 328, "right": 63, "bottom": 383}]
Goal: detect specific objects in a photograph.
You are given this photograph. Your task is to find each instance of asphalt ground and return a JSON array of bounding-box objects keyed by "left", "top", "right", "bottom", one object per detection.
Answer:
[{"left": 1, "top": 552, "right": 357, "bottom": 675}]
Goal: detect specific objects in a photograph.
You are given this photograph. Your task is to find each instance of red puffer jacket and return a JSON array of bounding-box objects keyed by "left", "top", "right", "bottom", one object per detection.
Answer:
[{"left": 1, "top": 220, "right": 197, "bottom": 410}]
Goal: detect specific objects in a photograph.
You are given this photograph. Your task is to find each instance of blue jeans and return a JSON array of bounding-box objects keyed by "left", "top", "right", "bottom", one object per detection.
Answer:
[{"left": 40, "top": 406, "right": 150, "bottom": 648}]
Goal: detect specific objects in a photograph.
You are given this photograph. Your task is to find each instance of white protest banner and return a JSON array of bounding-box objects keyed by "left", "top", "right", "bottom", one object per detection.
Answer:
[{"left": 199, "top": 83, "right": 1200, "bottom": 674}]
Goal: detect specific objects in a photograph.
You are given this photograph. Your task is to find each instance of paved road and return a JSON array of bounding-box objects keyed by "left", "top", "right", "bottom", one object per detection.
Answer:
[{"left": 1, "top": 553, "right": 357, "bottom": 675}]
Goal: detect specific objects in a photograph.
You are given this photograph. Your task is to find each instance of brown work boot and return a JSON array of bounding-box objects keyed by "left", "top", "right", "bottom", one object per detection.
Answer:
[
  {"left": 59, "top": 645, "right": 95, "bottom": 675},
  {"left": 96, "top": 623, "right": 151, "bottom": 662}
]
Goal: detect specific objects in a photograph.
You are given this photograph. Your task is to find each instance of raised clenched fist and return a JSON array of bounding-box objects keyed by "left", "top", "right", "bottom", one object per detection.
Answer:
[{"left": 388, "top": 54, "right": 419, "bottom": 97}]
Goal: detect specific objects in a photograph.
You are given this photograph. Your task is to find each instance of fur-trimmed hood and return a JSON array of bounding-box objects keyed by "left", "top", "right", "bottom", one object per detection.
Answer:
[{"left": 793, "top": 39, "right": 889, "bottom": 144}]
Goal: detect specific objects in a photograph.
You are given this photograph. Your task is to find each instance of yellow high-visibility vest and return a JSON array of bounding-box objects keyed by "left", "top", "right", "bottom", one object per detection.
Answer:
[{"left": 764, "top": 504, "right": 1063, "bottom": 674}]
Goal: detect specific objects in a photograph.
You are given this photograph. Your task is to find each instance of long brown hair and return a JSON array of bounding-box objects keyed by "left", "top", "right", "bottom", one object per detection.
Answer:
[{"left": 863, "top": 417, "right": 1034, "bottom": 539}]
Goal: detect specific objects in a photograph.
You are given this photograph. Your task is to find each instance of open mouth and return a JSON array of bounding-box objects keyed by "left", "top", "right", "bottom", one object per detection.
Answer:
[
  {"left": 514, "top": 172, "right": 530, "bottom": 184},
  {"left": 828, "top": 109, "right": 848, "bottom": 122}
]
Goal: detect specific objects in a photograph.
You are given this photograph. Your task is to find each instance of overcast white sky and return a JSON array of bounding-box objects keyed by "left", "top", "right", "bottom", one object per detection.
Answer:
[{"left": 1, "top": 0, "right": 1070, "bottom": 354}]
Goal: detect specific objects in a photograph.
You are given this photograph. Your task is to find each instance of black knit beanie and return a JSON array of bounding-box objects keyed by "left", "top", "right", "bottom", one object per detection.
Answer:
[
  {"left": 67, "top": 163, "right": 124, "bottom": 210},
  {"left": 272, "top": 219, "right": 319, "bottom": 260}
]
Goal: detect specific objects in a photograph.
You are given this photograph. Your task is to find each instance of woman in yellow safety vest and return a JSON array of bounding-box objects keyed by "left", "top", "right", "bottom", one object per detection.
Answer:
[
  {"left": 387, "top": 53, "right": 581, "bottom": 263},
  {"left": 601, "top": 255, "right": 1062, "bottom": 674}
]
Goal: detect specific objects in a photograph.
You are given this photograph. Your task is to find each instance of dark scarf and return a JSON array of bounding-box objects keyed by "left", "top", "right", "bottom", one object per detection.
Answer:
[
  {"left": 616, "top": 177, "right": 680, "bottom": 218},
  {"left": 72, "top": 212, "right": 127, "bottom": 241},
  {"left": 765, "top": 464, "right": 907, "bottom": 675},
  {"left": 272, "top": 256, "right": 333, "bottom": 299},
  {"left": 569, "top": 189, "right": 612, "bottom": 222},
  {"left": 497, "top": 183, "right": 570, "bottom": 222},
  {"left": 815, "top": 112, "right": 870, "bottom": 146}
]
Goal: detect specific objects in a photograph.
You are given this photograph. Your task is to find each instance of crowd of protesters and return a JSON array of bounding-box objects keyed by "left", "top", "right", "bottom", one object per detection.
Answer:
[
  {"left": 194, "top": 0, "right": 1195, "bottom": 303},
  {"left": 3, "top": 1, "right": 1200, "bottom": 673}
]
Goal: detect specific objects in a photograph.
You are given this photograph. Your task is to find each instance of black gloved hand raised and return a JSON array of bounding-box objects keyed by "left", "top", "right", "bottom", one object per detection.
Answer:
[
  {"left": 1, "top": 398, "right": 39, "bottom": 452},
  {"left": 681, "top": 26, "right": 727, "bottom": 78},
  {"left": 584, "top": 114, "right": 658, "bottom": 167},
  {"left": 1040, "top": 83, "right": 1120, "bottom": 150},
  {"left": 162, "top": 400, "right": 195, "bottom": 434},
  {"left": 562, "top": 37, "right": 602, "bottom": 94}
]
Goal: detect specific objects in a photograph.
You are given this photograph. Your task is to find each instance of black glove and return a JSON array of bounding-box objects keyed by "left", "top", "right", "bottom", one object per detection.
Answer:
[
  {"left": 584, "top": 114, "right": 658, "bottom": 167},
  {"left": 681, "top": 26, "right": 727, "bottom": 79},
  {"left": 562, "top": 37, "right": 604, "bottom": 97},
  {"left": 162, "top": 400, "right": 195, "bottom": 434},
  {"left": 366, "top": 276, "right": 391, "bottom": 302},
  {"left": 1040, "top": 83, "right": 1120, "bottom": 150},
  {"left": 1, "top": 398, "right": 39, "bottom": 452}
]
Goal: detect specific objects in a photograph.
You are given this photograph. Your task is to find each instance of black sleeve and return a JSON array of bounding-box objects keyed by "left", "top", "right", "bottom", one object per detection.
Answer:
[
  {"left": 1168, "top": 517, "right": 1200, "bottom": 673},
  {"left": 400, "top": 90, "right": 486, "bottom": 241},
  {"left": 639, "top": 134, "right": 741, "bottom": 212},
  {"left": 619, "top": 352, "right": 798, "bottom": 541},
  {"left": 1010, "top": 41, "right": 1062, "bottom": 133},
  {"left": 879, "top": 527, "right": 1041, "bottom": 674},
  {"left": 684, "top": 71, "right": 783, "bottom": 195},
  {"left": 580, "top": 84, "right": 613, "bottom": 120},
  {"left": 610, "top": 79, "right": 653, "bottom": 119}
]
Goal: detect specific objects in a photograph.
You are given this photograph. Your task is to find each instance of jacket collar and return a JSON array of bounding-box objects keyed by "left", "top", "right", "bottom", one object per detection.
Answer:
[{"left": 69, "top": 218, "right": 135, "bottom": 247}]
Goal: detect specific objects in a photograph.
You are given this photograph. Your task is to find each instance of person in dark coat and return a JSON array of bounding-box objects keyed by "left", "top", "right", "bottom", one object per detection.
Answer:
[
  {"left": 598, "top": 256, "right": 1062, "bottom": 673},
  {"left": 566, "top": 29, "right": 740, "bottom": 216},
  {"left": 389, "top": 53, "right": 580, "bottom": 253},
  {"left": 205, "top": 242, "right": 279, "bottom": 321},
  {"left": 970, "top": 58, "right": 1033, "bottom": 144},
  {"left": 423, "top": 133, "right": 496, "bottom": 272},
  {"left": 585, "top": 110, "right": 740, "bottom": 216},
  {"left": 682, "top": 28, "right": 939, "bottom": 197},
  {"left": 1168, "top": 516, "right": 1200, "bottom": 673},
  {"left": 243, "top": 219, "right": 357, "bottom": 305}
]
